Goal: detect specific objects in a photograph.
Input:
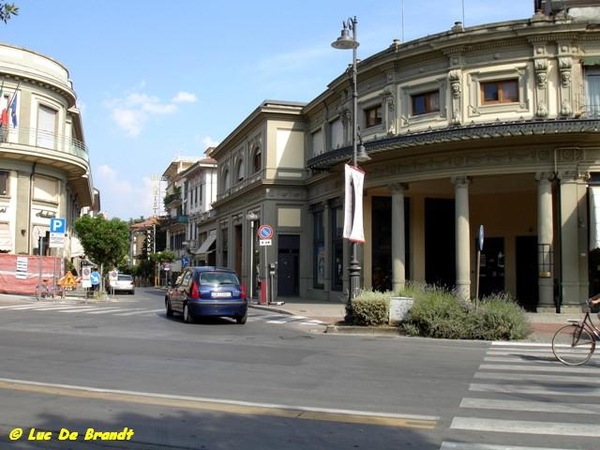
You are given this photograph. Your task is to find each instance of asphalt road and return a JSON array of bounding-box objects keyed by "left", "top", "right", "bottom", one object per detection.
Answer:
[{"left": 0, "top": 288, "right": 598, "bottom": 449}]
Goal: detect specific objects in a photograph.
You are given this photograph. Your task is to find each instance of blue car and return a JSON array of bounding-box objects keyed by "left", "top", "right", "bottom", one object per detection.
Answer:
[{"left": 165, "top": 266, "right": 248, "bottom": 324}]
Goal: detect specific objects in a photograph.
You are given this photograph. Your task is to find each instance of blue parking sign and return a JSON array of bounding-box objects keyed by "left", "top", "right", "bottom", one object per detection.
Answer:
[{"left": 49, "top": 218, "right": 66, "bottom": 234}]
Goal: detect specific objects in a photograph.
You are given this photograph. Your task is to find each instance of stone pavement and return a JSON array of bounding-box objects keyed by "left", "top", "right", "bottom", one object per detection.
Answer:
[{"left": 249, "top": 297, "right": 587, "bottom": 343}]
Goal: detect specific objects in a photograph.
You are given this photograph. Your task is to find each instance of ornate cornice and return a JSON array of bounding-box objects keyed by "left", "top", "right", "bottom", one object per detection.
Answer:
[{"left": 307, "top": 118, "right": 600, "bottom": 171}]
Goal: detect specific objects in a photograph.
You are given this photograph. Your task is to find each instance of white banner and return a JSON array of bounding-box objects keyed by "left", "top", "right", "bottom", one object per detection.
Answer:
[{"left": 343, "top": 164, "right": 366, "bottom": 243}]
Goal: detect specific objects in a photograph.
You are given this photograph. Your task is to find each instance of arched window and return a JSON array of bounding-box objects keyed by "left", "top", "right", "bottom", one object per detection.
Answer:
[
  {"left": 236, "top": 159, "right": 245, "bottom": 182},
  {"left": 222, "top": 169, "right": 230, "bottom": 190},
  {"left": 253, "top": 146, "right": 262, "bottom": 173}
]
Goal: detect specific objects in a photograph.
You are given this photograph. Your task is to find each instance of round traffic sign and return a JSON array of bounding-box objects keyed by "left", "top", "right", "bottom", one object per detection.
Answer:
[{"left": 257, "top": 224, "right": 274, "bottom": 240}]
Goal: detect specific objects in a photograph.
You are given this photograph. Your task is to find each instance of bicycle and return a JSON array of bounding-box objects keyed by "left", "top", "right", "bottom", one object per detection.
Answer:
[
  {"left": 552, "top": 299, "right": 600, "bottom": 366},
  {"left": 35, "top": 279, "right": 64, "bottom": 301}
]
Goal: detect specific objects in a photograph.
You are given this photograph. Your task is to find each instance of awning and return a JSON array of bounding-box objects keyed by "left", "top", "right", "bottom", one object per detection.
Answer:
[
  {"left": 590, "top": 186, "right": 600, "bottom": 250},
  {"left": 193, "top": 234, "right": 216, "bottom": 256}
]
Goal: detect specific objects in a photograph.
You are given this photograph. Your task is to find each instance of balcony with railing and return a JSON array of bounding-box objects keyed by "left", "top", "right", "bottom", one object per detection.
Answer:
[{"left": 0, "top": 125, "right": 93, "bottom": 205}]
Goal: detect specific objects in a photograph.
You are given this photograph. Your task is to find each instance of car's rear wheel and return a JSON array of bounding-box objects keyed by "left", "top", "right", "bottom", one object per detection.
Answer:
[
  {"left": 165, "top": 298, "right": 173, "bottom": 317},
  {"left": 183, "top": 303, "right": 194, "bottom": 323},
  {"left": 236, "top": 313, "right": 247, "bottom": 325}
]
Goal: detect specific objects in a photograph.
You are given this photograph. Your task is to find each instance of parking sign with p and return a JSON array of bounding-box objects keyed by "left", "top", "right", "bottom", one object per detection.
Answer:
[{"left": 49, "top": 218, "right": 66, "bottom": 234}]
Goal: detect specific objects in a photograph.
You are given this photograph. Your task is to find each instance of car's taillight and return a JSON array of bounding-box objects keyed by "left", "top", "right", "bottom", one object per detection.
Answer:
[
  {"left": 241, "top": 284, "right": 247, "bottom": 301},
  {"left": 190, "top": 281, "right": 200, "bottom": 299}
]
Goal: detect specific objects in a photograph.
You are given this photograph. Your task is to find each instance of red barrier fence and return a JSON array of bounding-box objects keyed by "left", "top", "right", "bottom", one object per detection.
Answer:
[{"left": 0, "top": 254, "right": 64, "bottom": 296}]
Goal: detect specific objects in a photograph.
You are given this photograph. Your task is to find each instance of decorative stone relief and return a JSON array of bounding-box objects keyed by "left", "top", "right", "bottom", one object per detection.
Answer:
[{"left": 559, "top": 57, "right": 572, "bottom": 88}]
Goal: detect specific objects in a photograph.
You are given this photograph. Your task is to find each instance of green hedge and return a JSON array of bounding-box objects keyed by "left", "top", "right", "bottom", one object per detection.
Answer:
[
  {"left": 401, "top": 287, "right": 532, "bottom": 340},
  {"left": 351, "top": 290, "right": 390, "bottom": 326}
]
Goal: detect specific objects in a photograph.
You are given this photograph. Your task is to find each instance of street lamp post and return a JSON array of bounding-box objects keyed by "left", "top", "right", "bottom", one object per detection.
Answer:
[
  {"left": 332, "top": 16, "right": 370, "bottom": 322},
  {"left": 246, "top": 212, "right": 258, "bottom": 303}
]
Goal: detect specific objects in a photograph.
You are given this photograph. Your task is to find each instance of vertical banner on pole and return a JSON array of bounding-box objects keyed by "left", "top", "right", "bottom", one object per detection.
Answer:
[{"left": 343, "top": 164, "right": 366, "bottom": 243}]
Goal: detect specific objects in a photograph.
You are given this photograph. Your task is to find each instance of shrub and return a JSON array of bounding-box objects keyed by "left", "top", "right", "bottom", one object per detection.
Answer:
[
  {"left": 351, "top": 290, "right": 390, "bottom": 326},
  {"left": 401, "top": 285, "right": 532, "bottom": 341}
]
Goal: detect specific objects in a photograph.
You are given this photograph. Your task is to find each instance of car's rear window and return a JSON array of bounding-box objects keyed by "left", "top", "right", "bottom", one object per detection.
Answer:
[
  {"left": 118, "top": 275, "right": 132, "bottom": 281},
  {"left": 199, "top": 272, "right": 239, "bottom": 285}
]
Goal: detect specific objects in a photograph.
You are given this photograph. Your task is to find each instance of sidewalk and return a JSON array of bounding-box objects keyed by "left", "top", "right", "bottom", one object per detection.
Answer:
[{"left": 249, "top": 297, "right": 585, "bottom": 343}]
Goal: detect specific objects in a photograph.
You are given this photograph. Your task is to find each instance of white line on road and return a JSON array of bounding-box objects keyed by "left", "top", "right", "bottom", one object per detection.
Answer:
[
  {"left": 441, "top": 441, "right": 575, "bottom": 450},
  {"left": 459, "top": 397, "right": 600, "bottom": 414},
  {"left": 475, "top": 371, "right": 600, "bottom": 384},
  {"left": 479, "top": 363, "right": 600, "bottom": 373},
  {"left": 469, "top": 382, "right": 600, "bottom": 397},
  {"left": 113, "top": 309, "right": 163, "bottom": 316},
  {"left": 451, "top": 416, "right": 600, "bottom": 437}
]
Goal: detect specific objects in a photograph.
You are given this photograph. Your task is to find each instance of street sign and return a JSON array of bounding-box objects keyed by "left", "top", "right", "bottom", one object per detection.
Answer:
[
  {"left": 48, "top": 234, "right": 65, "bottom": 248},
  {"left": 109, "top": 270, "right": 118, "bottom": 281},
  {"left": 259, "top": 239, "right": 272, "bottom": 246},
  {"left": 59, "top": 272, "right": 78, "bottom": 288},
  {"left": 49, "top": 218, "right": 66, "bottom": 234},
  {"left": 90, "top": 271, "right": 101, "bottom": 286},
  {"left": 258, "top": 224, "right": 274, "bottom": 240},
  {"left": 81, "top": 267, "right": 91, "bottom": 280}
]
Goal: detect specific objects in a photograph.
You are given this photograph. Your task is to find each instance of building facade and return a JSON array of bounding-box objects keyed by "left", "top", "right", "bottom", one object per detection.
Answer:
[
  {"left": 0, "top": 43, "right": 95, "bottom": 259},
  {"left": 207, "top": 2, "right": 600, "bottom": 312}
]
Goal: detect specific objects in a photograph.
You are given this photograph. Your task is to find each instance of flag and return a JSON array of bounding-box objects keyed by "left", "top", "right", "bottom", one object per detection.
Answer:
[
  {"left": 10, "top": 92, "right": 16, "bottom": 127},
  {"left": 343, "top": 164, "right": 366, "bottom": 243}
]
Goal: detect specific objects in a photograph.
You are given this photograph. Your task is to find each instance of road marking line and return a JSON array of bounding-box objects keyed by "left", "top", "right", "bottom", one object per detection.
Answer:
[
  {"left": 0, "top": 378, "right": 437, "bottom": 429},
  {"left": 460, "top": 397, "right": 600, "bottom": 414},
  {"left": 479, "top": 363, "right": 600, "bottom": 373},
  {"left": 451, "top": 416, "right": 600, "bottom": 437},
  {"left": 441, "top": 441, "right": 575, "bottom": 450},
  {"left": 83, "top": 308, "right": 126, "bottom": 314},
  {"left": 469, "top": 383, "right": 600, "bottom": 397},
  {"left": 475, "top": 371, "right": 600, "bottom": 384},
  {"left": 113, "top": 309, "right": 163, "bottom": 316}
]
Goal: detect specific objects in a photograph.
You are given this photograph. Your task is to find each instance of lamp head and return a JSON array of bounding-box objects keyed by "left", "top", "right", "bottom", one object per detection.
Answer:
[
  {"left": 356, "top": 144, "right": 371, "bottom": 163},
  {"left": 331, "top": 28, "right": 359, "bottom": 50}
]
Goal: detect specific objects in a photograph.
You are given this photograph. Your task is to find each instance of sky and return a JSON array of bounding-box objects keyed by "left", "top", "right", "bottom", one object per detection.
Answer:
[{"left": 4, "top": 0, "right": 535, "bottom": 220}]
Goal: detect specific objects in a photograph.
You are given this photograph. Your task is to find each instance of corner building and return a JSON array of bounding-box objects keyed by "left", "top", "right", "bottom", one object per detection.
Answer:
[
  {"left": 0, "top": 43, "right": 94, "bottom": 258},
  {"left": 216, "top": 5, "right": 600, "bottom": 312}
]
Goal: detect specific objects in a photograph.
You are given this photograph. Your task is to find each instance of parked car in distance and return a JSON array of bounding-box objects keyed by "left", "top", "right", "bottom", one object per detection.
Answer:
[
  {"left": 109, "top": 274, "right": 135, "bottom": 295},
  {"left": 165, "top": 266, "right": 247, "bottom": 324}
]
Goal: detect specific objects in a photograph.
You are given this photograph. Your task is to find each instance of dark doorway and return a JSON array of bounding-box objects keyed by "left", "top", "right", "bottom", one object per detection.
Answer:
[
  {"left": 234, "top": 225, "right": 242, "bottom": 276},
  {"left": 516, "top": 235, "right": 538, "bottom": 311},
  {"left": 371, "top": 196, "right": 410, "bottom": 292},
  {"left": 425, "top": 198, "right": 455, "bottom": 289},
  {"left": 278, "top": 235, "right": 299, "bottom": 296},
  {"left": 477, "top": 237, "right": 505, "bottom": 298}
]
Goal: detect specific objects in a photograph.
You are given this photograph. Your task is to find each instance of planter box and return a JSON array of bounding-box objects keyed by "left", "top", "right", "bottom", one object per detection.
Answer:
[{"left": 389, "top": 297, "right": 414, "bottom": 325}]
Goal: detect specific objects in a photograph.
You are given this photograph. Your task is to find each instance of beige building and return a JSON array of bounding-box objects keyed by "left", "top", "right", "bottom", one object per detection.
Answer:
[
  {"left": 208, "top": 2, "right": 600, "bottom": 312},
  {"left": 0, "top": 43, "right": 95, "bottom": 259}
]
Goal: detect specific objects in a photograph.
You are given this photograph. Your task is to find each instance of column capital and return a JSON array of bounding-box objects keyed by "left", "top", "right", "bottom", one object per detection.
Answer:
[
  {"left": 390, "top": 183, "right": 408, "bottom": 194},
  {"left": 451, "top": 176, "right": 470, "bottom": 186},
  {"left": 535, "top": 172, "right": 555, "bottom": 182}
]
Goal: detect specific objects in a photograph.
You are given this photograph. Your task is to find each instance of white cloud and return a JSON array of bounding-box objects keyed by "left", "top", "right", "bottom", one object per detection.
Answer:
[
  {"left": 95, "top": 164, "right": 157, "bottom": 219},
  {"left": 172, "top": 91, "right": 197, "bottom": 103},
  {"left": 105, "top": 88, "right": 191, "bottom": 137}
]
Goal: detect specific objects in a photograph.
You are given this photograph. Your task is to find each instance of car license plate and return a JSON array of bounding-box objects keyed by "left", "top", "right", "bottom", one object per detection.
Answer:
[{"left": 211, "top": 292, "right": 232, "bottom": 298}]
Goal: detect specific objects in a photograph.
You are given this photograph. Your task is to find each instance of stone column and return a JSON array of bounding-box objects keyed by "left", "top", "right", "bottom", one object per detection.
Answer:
[
  {"left": 536, "top": 173, "right": 555, "bottom": 312},
  {"left": 453, "top": 176, "right": 471, "bottom": 301},
  {"left": 559, "top": 171, "right": 589, "bottom": 312},
  {"left": 391, "top": 183, "right": 407, "bottom": 292},
  {"left": 323, "top": 201, "right": 331, "bottom": 294}
]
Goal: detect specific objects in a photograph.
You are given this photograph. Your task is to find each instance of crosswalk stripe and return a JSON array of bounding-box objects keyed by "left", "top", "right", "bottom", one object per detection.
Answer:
[
  {"left": 479, "top": 363, "right": 599, "bottom": 373},
  {"left": 451, "top": 416, "right": 600, "bottom": 437},
  {"left": 441, "top": 441, "right": 576, "bottom": 450},
  {"left": 470, "top": 382, "right": 600, "bottom": 397},
  {"left": 459, "top": 397, "right": 600, "bottom": 414},
  {"left": 83, "top": 308, "right": 126, "bottom": 314},
  {"left": 113, "top": 309, "right": 163, "bottom": 316},
  {"left": 32, "top": 305, "right": 95, "bottom": 311},
  {"left": 474, "top": 371, "right": 600, "bottom": 384}
]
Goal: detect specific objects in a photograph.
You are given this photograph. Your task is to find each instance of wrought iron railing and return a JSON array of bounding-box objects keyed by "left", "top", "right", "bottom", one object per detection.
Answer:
[{"left": 0, "top": 125, "right": 89, "bottom": 161}]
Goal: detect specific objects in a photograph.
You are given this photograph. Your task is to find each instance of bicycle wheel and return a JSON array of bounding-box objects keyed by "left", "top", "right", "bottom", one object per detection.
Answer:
[
  {"left": 552, "top": 324, "right": 596, "bottom": 366},
  {"left": 35, "top": 285, "right": 48, "bottom": 301}
]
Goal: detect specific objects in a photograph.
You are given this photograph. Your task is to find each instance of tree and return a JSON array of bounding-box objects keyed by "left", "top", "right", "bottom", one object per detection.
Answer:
[
  {"left": 73, "top": 214, "right": 130, "bottom": 288},
  {"left": 0, "top": 2, "right": 18, "bottom": 23}
]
